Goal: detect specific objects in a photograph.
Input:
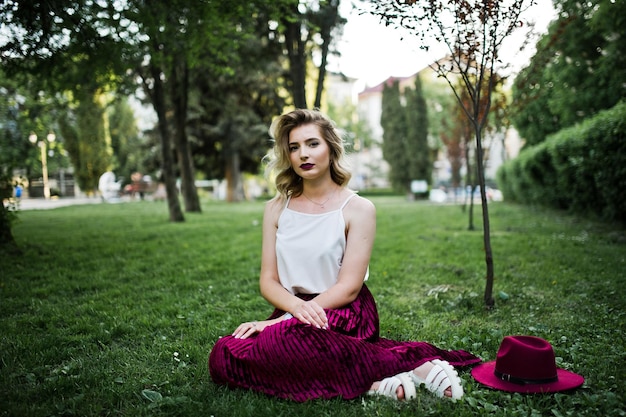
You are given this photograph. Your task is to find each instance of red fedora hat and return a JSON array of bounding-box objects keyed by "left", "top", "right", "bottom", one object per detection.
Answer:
[{"left": 471, "top": 335, "right": 584, "bottom": 393}]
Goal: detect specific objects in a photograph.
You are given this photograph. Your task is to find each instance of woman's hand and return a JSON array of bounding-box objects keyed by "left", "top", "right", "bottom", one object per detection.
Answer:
[
  {"left": 292, "top": 300, "right": 328, "bottom": 330},
  {"left": 232, "top": 319, "right": 273, "bottom": 339}
]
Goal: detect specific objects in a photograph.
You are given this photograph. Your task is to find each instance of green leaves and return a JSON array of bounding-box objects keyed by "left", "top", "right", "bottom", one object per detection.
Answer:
[
  {"left": 512, "top": 0, "right": 626, "bottom": 146},
  {"left": 142, "top": 388, "right": 193, "bottom": 411},
  {"left": 498, "top": 100, "right": 626, "bottom": 223},
  {"left": 141, "top": 389, "right": 163, "bottom": 403}
]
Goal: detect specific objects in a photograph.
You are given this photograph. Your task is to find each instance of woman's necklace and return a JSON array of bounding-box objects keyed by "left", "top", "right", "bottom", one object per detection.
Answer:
[{"left": 302, "top": 189, "right": 336, "bottom": 208}]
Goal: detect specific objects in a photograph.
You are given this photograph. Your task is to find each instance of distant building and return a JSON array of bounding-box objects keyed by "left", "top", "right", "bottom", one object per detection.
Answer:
[
  {"left": 323, "top": 72, "right": 360, "bottom": 108},
  {"left": 323, "top": 72, "right": 389, "bottom": 190},
  {"left": 325, "top": 65, "right": 524, "bottom": 190}
]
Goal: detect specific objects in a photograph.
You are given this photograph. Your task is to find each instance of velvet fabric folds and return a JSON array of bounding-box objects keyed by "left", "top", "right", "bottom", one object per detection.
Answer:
[{"left": 208, "top": 285, "right": 480, "bottom": 402}]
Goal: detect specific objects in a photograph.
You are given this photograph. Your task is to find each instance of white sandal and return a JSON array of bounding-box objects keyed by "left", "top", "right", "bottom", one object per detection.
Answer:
[
  {"left": 368, "top": 373, "right": 417, "bottom": 400},
  {"left": 409, "top": 359, "right": 464, "bottom": 400}
]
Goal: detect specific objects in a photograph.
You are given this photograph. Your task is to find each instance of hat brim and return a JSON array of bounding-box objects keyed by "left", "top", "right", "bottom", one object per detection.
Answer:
[{"left": 471, "top": 361, "right": 584, "bottom": 393}]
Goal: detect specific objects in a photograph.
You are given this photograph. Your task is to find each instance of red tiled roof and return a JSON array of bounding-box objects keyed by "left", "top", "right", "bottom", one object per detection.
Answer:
[{"left": 358, "top": 73, "right": 417, "bottom": 95}]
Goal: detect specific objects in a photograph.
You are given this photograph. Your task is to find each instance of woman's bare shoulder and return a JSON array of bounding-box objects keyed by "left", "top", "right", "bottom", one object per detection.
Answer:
[
  {"left": 350, "top": 193, "right": 375, "bottom": 209},
  {"left": 264, "top": 196, "right": 286, "bottom": 224},
  {"left": 345, "top": 192, "right": 376, "bottom": 217}
]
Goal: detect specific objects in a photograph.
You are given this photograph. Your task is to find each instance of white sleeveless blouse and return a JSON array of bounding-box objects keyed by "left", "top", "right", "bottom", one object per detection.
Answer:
[{"left": 276, "top": 193, "right": 369, "bottom": 295}]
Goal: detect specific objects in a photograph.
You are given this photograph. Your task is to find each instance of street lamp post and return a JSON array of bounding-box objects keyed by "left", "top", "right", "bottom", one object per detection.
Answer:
[{"left": 29, "top": 131, "right": 56, "bottom": 200}]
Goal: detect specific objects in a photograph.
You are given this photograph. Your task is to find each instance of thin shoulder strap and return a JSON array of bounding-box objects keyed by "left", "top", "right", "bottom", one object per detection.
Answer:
[
  {"left": 284, "top": 195, "right": 292, "bottom": 209},
  {"left": 340, "top": 192, "right": 358, "bottom": 210}
]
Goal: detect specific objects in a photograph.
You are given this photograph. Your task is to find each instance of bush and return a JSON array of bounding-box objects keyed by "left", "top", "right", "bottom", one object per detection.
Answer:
[
  {"left": 356, "top": 188, "right": 401, "bottom": 197},
  {"left": 497, "top": 100, "right": 626, "bottom": 223}
]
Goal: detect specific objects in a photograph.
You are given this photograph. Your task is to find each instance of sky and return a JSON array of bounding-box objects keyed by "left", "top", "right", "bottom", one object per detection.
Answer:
[{"left": 329, "top": 1, "right": 558, "bottom": 89}]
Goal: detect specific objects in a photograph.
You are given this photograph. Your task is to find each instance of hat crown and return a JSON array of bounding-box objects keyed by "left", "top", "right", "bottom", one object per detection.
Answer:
[{"left": 495, "top": 336, "right": 558, "bottom": 381}]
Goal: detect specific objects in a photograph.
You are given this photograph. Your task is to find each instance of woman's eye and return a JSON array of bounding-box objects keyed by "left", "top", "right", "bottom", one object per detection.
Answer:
[
  {"left": 309, "top": 141, "right": 319, "bottom": 147},
  {"left": 289, "top": 146, "right": 298, "bottom": 152}
]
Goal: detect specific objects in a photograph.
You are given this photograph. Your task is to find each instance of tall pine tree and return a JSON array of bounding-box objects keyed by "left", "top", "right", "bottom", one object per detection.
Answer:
[
  {"left": 381, "top": 76, "right": 431, "bottom": 194},
  {"left": 405, "top": 75, "right": 430, "bottom": 186},
  {"left": 381, "top": 80, "right": 409, "bottom": 193}
]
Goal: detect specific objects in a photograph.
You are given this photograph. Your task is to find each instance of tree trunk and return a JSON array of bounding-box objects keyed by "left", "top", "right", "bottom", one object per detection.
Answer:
[
  {"left": 313, "top": 41, "right": 328, "bottom": 109},
  {"left": 475, "top": 125, "right": 495, "bottom": 308},
  {"left": 225, "top": 150, "right": 245, "bottom": 202},
  {"left": 170, "top": 59, "right": 201, "bottom": 213},
  {"left": 463, "top": 137, "right": 475, "bottom": 231},
  {"left": 313, "top": 0, "right": 339, "bottom": 109},
  {"left": 283, "top": 9, "right": 308, "bottom": 109},
  {"left": 0, "top": 202, "right": 17, "bottom": 251},
  {"left": 468, "top": 183, "right": 475, "bottom": 230},
  {"left": 150, "top": 64, "right": 184, "bottom": 222}
]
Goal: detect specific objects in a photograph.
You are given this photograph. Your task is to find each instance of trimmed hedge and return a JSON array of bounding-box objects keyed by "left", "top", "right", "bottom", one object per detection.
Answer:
[{"left": 497, "top": 100, "right": 626, "bottom": 223}]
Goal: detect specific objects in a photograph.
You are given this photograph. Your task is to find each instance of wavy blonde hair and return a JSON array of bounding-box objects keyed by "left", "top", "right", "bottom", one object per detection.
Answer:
[{"left": 265, "top": 109, "right": 351, "bottom": 200}]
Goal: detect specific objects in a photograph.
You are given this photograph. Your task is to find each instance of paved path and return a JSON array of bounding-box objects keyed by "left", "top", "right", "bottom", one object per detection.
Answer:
[{"left": 13, "top": 197, "right": 104, "bottom": 211}]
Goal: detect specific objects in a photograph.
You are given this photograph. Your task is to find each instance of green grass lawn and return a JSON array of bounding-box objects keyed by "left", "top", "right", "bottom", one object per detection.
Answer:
[{"left": 1, "top": 197, "right": 624, "bottom": 416}]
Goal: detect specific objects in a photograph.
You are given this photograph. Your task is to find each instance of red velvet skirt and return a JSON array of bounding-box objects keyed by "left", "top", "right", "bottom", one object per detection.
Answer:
[{"left": 208, "top": 285, "right": 480, "bottom": 402}]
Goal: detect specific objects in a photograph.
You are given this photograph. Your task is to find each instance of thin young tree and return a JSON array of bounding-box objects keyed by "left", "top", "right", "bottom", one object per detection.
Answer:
[{"left": 363, "top": 0, "right": 535, "bottom": 307}]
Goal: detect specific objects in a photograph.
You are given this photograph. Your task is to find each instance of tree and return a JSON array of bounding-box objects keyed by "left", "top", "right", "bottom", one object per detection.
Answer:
[
  {"left": 59, "top": 89, "right": 114, "bottom": 194},
  {"left": 364, "top": 0, "right": 533, "bottom": 307},
  {"left": 422, "top": 74, "right": 473, "bottom": 204},
  {"left": 456, "top": 80, "right": 479, "bottom": 228},
  {"left": 381, "top": 79, "right": 410, "bottom": 193},
  {"left": 108, "top": 97, "right": 144, "bottom": 184},
  {"left": 279, "top": 0, "right": 346, "bottom": 108},
  {"left": 436, "top": 96, "right": 465, "bottom": 194},
  {"left": 1, "top": 0, "right": 267, "bottom": 221},
  {"left": 187, "top": 5, "right": 287, "bottom": 202},
  {"left": 0, "top": 0, "right": 342, "bottom": 222},
  {"left": 0, "top": 0, "right": 131, "bottom": 202},
  {"left": 456, "top": 73, "right": 508, "bottom": 229},
  {"left": 0, "top": 69, "right": 71, "bottom": 248},
  {"left": 105, "top": 0, "right": 257, "bottom": 215},
  {"left": 127, "top": 0, "right": 294, "bottom": 212},
  {"left": 512, "top": 0, "right": 626, "bottom": 146},
  {"left": 310, "top": 0, "right": 345, "bottom": 109},
  {"left": 127, "top": 0, "right": 210, "bottom": 218},
  {"left": 380, "top": 76, "right": 431, "bottom": 194},
  {"left": 0, "top": 71, "right": 22, "bottom": 249},
  {"left": 405, "top": 76, "right": 431, "bottom": 187},
  {"left": 327, "top": 98, "right": 375, "bottom": 151}
]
